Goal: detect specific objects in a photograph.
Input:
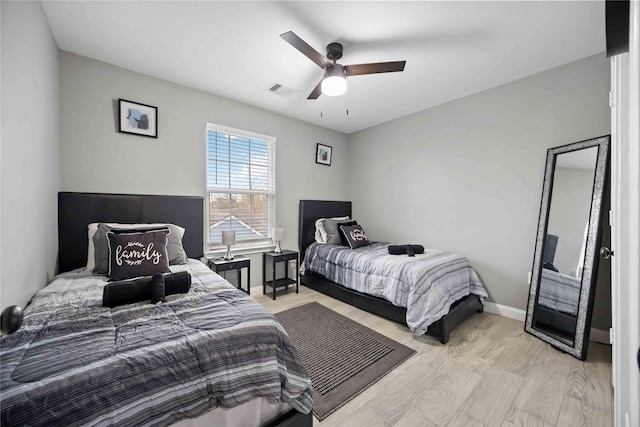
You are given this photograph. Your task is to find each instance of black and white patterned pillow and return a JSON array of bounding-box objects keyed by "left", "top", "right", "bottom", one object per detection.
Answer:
[
  {"left": 337, "top": 220, "right": 358, "bottom": 246},
  {"left": 340, "top": 224, "right": 370, "bottom": 249},
  {"left": 93, "top": 223, "right": 187, "bottom": 274},
  {"left": 107, "top": 229, "right": 171, "bottom": 281}
]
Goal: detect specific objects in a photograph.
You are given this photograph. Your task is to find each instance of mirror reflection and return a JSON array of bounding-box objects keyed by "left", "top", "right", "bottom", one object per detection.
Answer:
[{"left": 534, "top": 147, "right": 598, "bottom": 344}]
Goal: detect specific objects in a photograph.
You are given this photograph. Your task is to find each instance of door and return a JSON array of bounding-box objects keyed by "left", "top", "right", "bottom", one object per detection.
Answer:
[{"left": 609, "top": 3, "right": 640, "bottom": 425}]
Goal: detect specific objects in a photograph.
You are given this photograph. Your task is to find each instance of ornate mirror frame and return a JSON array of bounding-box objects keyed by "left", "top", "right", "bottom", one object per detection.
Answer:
[{"left": 525, "top": 135, "right": 610, "bottom": 360}]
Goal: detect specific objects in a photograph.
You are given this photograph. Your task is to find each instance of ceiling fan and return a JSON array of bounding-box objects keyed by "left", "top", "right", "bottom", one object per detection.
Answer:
[{"left": 280, "top": 31, "right": 406, "bottom": 99}]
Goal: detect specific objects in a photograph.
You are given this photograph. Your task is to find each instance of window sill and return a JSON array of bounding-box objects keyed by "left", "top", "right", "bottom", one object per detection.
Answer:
[{"left": 204, "top": 242, "right": 278, "bottom": 259}]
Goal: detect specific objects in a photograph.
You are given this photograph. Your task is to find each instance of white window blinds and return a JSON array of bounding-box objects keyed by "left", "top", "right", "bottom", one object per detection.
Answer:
[{"left": 206, "top": 123, "right": 276, "bottom": 248}]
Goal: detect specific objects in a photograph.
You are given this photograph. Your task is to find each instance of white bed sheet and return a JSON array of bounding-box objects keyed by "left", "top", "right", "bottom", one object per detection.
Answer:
[{"left": 173, "top": 398, "right": 292, "bottom": 427}]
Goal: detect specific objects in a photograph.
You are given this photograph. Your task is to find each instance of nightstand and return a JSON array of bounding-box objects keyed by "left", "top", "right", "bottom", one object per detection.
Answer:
[
  {"left": 208, "top": 256, "right": 251, "bottom": 295},
  {"left": 262, "top": 250, "right": 299, "bottom": 300}
]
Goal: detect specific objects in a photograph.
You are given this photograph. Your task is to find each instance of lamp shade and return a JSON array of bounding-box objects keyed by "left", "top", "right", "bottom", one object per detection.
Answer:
[
  {"left": 221, "top": 230, "right": 236, "bottom": 246},
  {"left": 273, "top": 227, "right": 285, "bottom": 241},
  {"left": 321, "top": 65, "right": 347, "bottom": 96}
]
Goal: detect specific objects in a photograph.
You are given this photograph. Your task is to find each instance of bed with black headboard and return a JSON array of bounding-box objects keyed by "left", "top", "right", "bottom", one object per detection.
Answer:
[
  {"left": 58, "top": 192, "right": 205, "bottom": 273},
  {"left": 1, "top": 192, "right": 312, "bottom": 427},
  {"left": 298, "top": 199, "right": 484, "bottom": 344}
]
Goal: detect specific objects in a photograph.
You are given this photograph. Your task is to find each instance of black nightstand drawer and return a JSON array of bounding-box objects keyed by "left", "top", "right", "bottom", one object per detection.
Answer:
[
  {"left": 270, "top": 252, "right": 297, "bottom": 263},
  {"left": 211, "top": 258, "right": 250, "bottom": 272}
]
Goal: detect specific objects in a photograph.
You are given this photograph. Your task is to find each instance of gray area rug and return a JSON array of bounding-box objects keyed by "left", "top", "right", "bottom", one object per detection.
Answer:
[{"left": 275, "top": 302, "right": 416, "bottom": 420}]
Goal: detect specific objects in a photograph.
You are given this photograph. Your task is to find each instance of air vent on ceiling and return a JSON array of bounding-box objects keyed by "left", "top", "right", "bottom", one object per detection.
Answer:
[{"left": 266, "top": 82, "right": 298, "bottom": 98}]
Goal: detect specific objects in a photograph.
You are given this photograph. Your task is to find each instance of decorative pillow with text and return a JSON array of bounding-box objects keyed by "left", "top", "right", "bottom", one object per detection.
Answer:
[
  {"left": 107, "top": 229, "right": 171, "bottom": 281},
  {"left": 93, "top": 223, "right": 187, "bottom": 274},
  {"left": 340, "top": 224, "right": 370, "bottom": 249}
]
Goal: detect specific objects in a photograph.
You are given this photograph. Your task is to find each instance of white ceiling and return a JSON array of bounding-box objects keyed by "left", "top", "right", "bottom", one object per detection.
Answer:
[{"left": 41, "top": 1, "right": 605, "bottom": 134}]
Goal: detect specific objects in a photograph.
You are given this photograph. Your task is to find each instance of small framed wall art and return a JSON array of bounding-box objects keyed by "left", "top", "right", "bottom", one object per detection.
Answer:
[
  {"left": 118, "top": 99, "right": 158, "bottom": 138},
  {"left": 316, "top": 143, "right": 332, "bottom": 166}
]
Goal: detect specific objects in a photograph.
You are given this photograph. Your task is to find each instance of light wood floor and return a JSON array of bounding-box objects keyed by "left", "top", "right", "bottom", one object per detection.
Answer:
[{"left": 251, "top": 285, "right": 613, "bottom": 427}]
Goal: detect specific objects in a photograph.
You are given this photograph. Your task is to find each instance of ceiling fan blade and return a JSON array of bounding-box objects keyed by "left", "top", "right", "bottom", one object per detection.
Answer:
[
  {"left": 280, "top": 31, "right": 331, "bottom": 69},
  {"left": 345, "top": 61, "right": 406, "bottom": 76},
  {"left": 307, "top": 80, "right": 323, "bottom": 99}
]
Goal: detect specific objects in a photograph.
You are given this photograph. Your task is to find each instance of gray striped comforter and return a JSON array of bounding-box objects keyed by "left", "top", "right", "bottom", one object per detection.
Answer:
[
  {"left": 304, "top": 242, "right": 487, "bottom": 336},
  {"left": 0, "top": 260, "right": 312, "bottom": 426},
  {"left": 538, "top": 268, "right": 581, "bottom": 315}
]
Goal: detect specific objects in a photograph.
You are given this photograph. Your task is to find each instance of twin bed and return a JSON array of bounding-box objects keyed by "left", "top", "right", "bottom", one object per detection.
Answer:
[
  {"left": 298, "top": 200, "right": 487, "bottom": 344},
  {"left": 1, "top": 192, "right": 312, "bottom": 427}
]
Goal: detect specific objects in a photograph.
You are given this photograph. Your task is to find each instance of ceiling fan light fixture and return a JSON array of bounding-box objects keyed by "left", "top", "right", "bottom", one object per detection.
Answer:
[{"left": 321, "top": 65, "right": 347, "bottom": 96}]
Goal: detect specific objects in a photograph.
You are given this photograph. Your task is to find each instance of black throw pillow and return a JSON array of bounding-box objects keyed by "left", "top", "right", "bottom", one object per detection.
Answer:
[
  {"left": 150, "top": 273, "right": 166, "bottom": 304},
  {"left": 102, "top": 271, "right": 192, "bottom": 308},
  {"left": 388, "top": 245, "right": 425, "bottom": 256},
  {"left": 337, "top": 220, "right": 358, "bottom": 246},
  {"left": 340, "top": 224, "right": 370, "bottom": 249},
  {"left": 107, "top": 229, "right": 171, "bottom": 281},
  {"left": 93, "top": 224, "right": 187, "bottom": 275}
]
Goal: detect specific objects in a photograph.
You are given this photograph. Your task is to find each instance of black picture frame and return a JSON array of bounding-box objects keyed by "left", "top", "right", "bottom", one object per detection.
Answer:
[
  {"left": 118, "top": 98, "right": 158, "bottom": 138},
  {"left": 316, "top": 143, "right": 332, "bottom": 166}
]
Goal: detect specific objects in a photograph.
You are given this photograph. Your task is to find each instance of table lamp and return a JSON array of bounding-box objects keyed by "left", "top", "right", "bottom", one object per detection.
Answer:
[
  {"left": 273, "top": 227, "right": 284, "bottom": 253},
  {"left": 222, "top": 230, "right": 236, "bottom": 260}
]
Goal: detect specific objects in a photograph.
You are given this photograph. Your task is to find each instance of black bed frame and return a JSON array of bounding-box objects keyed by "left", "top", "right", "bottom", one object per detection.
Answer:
[
  {"left": 58, "top": 192, "right": 312, "bottom": 427},
  {"left": 298, "top": 200, "right": 483, "bottom": 344}
]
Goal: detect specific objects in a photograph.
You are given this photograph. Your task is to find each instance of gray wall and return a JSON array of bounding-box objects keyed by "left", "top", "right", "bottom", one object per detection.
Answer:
[
  {"left": 59, "top": 51, "right": 350, "bottom": 286},
  {"left": 348, "top": 54, "right": 611, "bottom": 314},
  {"left": 1, "top": 1, "right": 60, "bottom": 308}
]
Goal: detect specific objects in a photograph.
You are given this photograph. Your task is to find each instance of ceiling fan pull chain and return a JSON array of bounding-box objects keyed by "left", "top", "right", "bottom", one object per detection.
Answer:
[{"left": 346, "top": 90, "right": 350, "bottom": 116}]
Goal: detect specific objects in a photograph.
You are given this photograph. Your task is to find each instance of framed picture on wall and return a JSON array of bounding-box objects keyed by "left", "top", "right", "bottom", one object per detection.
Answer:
[
  {"left": 118, "top": 99, "right": 158, "bottom": 138},
  {"left": 316, "top": 143, "right": 332, "bottom": 166}
]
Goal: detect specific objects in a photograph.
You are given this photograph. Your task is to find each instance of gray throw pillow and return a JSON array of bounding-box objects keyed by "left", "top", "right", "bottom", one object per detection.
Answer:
[
  {"left": 322, "top": 218, "right": 355, "bottom": 245},
  {"left": 107, "top": 229, "right": 171, "bottom": 281},
  {"left": 163, "top": 224, "right": 188, "bottom": 264},
  {"left": 93, "top": 223, "right": 187, "bottom": 274}
]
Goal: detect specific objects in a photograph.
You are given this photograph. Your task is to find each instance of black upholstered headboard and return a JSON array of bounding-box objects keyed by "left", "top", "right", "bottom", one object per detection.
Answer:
[
  {"left": 298, "top": 200, "right": 352, "bottom": 258},
  {"left": 58, "top": 192, "right": 204, "bottom": 273}
]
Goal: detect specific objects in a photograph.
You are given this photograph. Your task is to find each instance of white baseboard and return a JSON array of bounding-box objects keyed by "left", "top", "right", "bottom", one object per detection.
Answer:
[
  {"left": 483, "top": 302, "right": 611, "bottom": 344},
  {"left": 483, "top": 302, "right": 526, "bottom": 321}
]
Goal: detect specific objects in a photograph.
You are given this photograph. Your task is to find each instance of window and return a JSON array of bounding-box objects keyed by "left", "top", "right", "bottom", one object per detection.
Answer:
[{"left": 206, "top": 123, "right": 276, "bottom": 251}]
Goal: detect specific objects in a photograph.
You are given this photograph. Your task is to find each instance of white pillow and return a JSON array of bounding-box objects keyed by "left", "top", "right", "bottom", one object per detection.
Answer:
[
  {"left": 86, "top": 223, "right": 185, "bottom": 270},
  {"left": 314, "top": 219, "right": 325, "bottom": 243},
  {"left": 314, "top": 216, "right": 349, "bottom": 244}
]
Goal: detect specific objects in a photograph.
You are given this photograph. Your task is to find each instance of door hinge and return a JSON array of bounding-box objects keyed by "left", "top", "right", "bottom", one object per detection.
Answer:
[
  {"left": 609, "top": 209, "right": 614, "bottom": 227},
  {"left": 610, "top": 327, "right": 614, "bottom": 345},
  {"left": 609, "top": 91, "right": 615, "bottom": 108},
  {"left": 527, "top": 271, "right": 532, "bottom": 285}
]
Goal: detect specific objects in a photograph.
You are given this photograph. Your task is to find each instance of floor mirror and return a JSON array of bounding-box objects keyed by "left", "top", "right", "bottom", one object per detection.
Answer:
[{"left": 525, "top": 135, "right": 610, "bottom": 360}]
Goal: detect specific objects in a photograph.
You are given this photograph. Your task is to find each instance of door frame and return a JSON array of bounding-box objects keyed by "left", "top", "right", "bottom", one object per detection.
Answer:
[{"left": 610, "top": 2, "right": 640, "bottom": 425}]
